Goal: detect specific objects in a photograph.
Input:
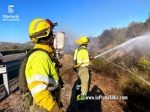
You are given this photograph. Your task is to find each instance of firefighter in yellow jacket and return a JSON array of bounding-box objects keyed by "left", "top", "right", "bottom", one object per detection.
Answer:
[
  {"left": 26, "top": 18, "right": 62, "bottom": 112},
  {"left": 74, "top": 36, "right": 93, "bottom": 109}
]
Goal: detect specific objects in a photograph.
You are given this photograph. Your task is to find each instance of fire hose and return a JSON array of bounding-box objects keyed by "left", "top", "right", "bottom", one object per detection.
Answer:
[
  {"left": 61, "top": 56, "right": 96, "bottom": 76},
  {"left": 61, "top": 54, "right": 150, "bottom": 86}
]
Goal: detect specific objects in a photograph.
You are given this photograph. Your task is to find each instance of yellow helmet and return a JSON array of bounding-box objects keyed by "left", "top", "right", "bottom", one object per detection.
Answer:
[
  {"left": 76, "top": 36, "right": 89, "bottom": 45},
  {"left": 29, "top": 18, "right": 51, "bottom": 43}
]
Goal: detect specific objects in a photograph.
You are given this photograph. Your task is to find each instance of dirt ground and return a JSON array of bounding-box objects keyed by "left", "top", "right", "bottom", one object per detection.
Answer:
[
  {"left": 0, "top": 53, "right": 127, "bottom": 112},
  {"left": 60, "top": 54, "right": 127, "bottom": 112}
]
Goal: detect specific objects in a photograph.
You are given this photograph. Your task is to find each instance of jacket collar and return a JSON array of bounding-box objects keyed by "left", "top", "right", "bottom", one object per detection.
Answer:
[
  {"left": 34, "top": 44, "right": 53, "bottom": 53},
  {"left": 78, "top": 46, "right": 86, "bottom": 50}
]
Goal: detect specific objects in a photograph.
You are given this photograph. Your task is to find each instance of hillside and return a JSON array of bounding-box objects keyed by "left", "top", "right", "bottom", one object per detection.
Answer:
[{"left": 0, "top": 41, "right": 33, "bottom": 51}]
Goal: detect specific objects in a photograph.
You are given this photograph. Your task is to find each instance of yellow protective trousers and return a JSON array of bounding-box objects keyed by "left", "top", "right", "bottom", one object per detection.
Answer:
[{"left": 78, "top": 67, "right": 89, "bottom": 95}]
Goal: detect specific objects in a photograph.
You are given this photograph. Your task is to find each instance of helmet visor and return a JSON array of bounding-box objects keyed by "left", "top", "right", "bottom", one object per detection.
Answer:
[{"left": 30, "top": 27, "right": 50, "bottom": 39}]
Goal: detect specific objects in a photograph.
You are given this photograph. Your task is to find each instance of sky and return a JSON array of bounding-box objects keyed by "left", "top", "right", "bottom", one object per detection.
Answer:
[{"left": 0, "top": 0, "right": 150, "bottom": 43}]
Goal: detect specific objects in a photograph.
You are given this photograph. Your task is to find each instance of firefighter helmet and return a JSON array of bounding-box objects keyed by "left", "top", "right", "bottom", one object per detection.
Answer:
[
  {"left": 76, "top": 36, "right": 89, "bottom": 45},
  {"left": 29, "top": 18, "right": 51, "bottom": 43}
]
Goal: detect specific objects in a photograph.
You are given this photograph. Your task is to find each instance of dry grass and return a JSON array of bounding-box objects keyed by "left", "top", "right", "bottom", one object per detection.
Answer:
[
  {"left": 92, "top": 54, "right": 150, "bottom": 112},
  {"left": 1, "top": 53, "right": 149, "bottom": 112}
]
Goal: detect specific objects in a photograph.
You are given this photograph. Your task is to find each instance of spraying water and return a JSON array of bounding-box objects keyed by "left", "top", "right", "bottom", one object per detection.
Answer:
[{"left": 94, "top": 32, "right": 150, "bottom": 59}]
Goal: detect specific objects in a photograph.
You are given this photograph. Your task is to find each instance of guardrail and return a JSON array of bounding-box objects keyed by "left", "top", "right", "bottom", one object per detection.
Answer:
[
  {"left": 0, "top": 65, "right": 10, "bottom": 96},
  {"left": 0, "top": 62, "right": 21, "bottom": 99}
]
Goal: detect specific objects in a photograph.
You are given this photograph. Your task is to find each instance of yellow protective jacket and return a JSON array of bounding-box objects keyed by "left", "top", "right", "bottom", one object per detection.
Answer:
[
  {"left": 25, "top": 44, "right": 59, "bottom": 111},
  {"left": 74, "top": 46, "right": 90, "bottom": 67}
]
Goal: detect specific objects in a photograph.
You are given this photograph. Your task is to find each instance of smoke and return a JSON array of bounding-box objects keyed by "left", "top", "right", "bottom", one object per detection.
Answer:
[
  {"left": 57, "top": 23, "right": 80, "bottom": 42},
  {"left": 95, "top": 32, "right": 150, "bottom": 59},
  {"left": 57, "top": 24, "right": 80, "bottom": 53}
]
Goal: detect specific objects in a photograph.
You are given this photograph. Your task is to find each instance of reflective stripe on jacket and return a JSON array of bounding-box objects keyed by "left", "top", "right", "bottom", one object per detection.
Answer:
[
  {"left": 74, "top": 47, "right": 89, "bottom": 67},
  {"left": 25, "top": 44, "right": 59, "bottom": 111}
]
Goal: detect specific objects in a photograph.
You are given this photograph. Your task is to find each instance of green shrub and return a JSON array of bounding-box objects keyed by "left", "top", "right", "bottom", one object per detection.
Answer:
[{"left": 138, "top": 56, "right": 149, "bottom": 69}]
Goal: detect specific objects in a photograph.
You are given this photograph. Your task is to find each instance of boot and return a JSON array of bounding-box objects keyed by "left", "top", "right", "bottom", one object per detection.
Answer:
[
  {"left": 76, "top": 94, "right": 86, "bottom": 110},
  {"left": 75, "top": 89, "right": 81, "bottom": 97},
  {"left": 75, "top": 84, "right": 81, "bottom": 97}
]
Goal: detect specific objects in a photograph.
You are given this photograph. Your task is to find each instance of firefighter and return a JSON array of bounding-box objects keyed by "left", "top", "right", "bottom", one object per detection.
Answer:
[
  {"left": 74, "top": 36, "right": 93, "bottom": 109},
  {"left": 25, "top": 18, "right": 62, "bottom": 112}
]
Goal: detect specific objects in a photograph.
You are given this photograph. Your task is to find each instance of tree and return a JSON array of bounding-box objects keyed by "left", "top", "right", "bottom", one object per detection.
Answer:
[{"left": 9, "top": 45, "right": 20, "bottom": 50}]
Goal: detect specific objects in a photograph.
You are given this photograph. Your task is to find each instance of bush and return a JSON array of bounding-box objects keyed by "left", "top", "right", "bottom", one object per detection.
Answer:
[
  {"left": 138, "top": 56, "right": 149, "bottom": 69},
  {"left": 92, "top": 55, "right": 150, "bottom": 111}
]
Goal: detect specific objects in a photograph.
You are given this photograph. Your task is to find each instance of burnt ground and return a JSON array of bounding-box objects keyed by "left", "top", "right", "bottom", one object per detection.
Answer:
[{"left": 0, "top": 53, "right": 128, "bottom": 112}]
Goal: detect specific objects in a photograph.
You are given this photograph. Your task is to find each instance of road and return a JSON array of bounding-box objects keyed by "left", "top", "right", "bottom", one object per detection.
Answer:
[
  {"left": 0, "top": 53, "right": 26, "bottom": 84},
  {"left": 3, "top": 53, "right": 26, "bottom": 63}
]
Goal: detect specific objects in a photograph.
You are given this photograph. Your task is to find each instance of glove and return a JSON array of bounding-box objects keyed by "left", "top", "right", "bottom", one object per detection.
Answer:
[
  {"left": 73, "top": 64, "right": 80, "bottom": 72},
  {"left": 73, "top": 67, "right": 78, "bottom": 72},
  {"left": 89, "top": 56, "right": 94, "bottom": 61}
]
